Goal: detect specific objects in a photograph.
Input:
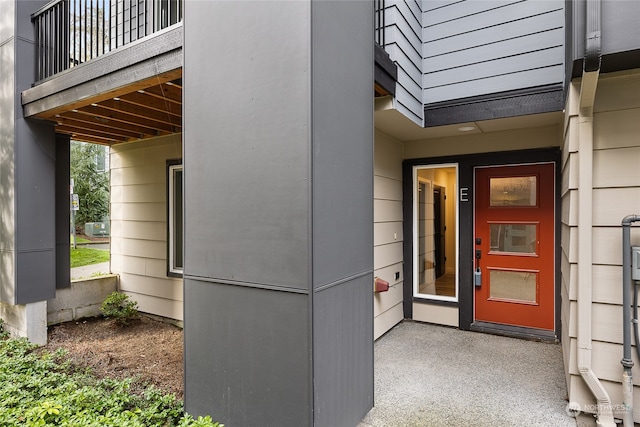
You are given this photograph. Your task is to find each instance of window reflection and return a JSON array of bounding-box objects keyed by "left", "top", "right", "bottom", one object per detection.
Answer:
[
  {"left": 489, "top": 270, "right": 537, "bottom": 303},
  {"left": 490, "top": 224, "right": 537, "bottom": 254},
  {"left": 490, "top": 176, "right": 537, "bottom": 206}
]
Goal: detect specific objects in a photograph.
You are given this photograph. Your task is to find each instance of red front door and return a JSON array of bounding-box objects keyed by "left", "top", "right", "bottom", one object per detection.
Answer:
[{"left": 474, "top": 163, "right": 555, "bottom": 331}]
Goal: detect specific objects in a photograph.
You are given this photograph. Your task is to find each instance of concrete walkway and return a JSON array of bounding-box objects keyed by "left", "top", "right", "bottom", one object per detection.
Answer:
[
  {"left": 360, "top": 321, "right": 576, "bottom": 427},
  {"left": 70, "top": 261, "right": 110, "bottom": 280}
]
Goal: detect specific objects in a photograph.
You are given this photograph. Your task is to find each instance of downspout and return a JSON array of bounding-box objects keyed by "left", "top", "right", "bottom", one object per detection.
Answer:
[
  {"left": 622, "top": 215, "right": 640, "bottom": 427},
  {"left": 576, "top": 1, "right": 616, "bottom": 426}
]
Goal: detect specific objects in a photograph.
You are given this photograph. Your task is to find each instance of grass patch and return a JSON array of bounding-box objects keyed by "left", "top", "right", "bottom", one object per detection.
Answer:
[
  {"left": 0, "top": 338, "right": 221, "bottom": 426},
  {"left": 70, "top": 247, "right": 110, "bottom": 268},
  {"left": 71, "top": 235, "right": 92, "bottom": 244}
]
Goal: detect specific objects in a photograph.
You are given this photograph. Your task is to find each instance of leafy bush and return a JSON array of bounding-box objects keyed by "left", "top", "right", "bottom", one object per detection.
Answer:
[
  {"left": 0, "top": 318, "right": 8, "bottom": 340},
  {"left": 0, "top": 338, "right": 222, "bottom": 426},
  {"left": 101, "top": 292, "right": 139, "bottom": 326},
  {"left": 70, "top": 141, "right": 109, "bottom": 232}
]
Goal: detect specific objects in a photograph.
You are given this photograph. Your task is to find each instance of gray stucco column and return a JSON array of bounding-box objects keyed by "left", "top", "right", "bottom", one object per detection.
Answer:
[
  {"left": 0, "top": 0, "right": 57, "bottom": 343},
  {"left": 183, "top": 2, "right": 373, "bottom": 426}
]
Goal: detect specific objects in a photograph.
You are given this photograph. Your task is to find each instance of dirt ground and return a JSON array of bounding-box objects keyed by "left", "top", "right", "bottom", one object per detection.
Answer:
[{"left": 43, "top": 315, "right": 185, "bottom": 400}]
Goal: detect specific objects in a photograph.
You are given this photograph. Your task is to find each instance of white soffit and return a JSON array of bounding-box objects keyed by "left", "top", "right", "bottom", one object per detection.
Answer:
[{"left": 375, "top": 106, "right": 563, "bottom": 142}]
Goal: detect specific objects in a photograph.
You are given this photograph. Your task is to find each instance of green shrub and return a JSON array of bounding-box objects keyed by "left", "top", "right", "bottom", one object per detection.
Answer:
[
  {"left": 100, "top": 292, "right": 139, "bottom": 326},
  {"left": 0, "top": 338, "right": 222, "bottom": 426},
  {"left": 0, "top": 318, "right": 8, "bottom": 340}
]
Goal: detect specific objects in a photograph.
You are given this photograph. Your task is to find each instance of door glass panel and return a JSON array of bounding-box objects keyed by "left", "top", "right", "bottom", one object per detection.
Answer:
[
  {"left": 489, "top": 270, "right": 537, "bottom": 303},
  {"left": 490, "top": 176, "right": 537, "bottom": 206},
  {"left": 414, "top": 165, "right": 458, "bottom": 301},
  {"left": 489, "top": 224, "right": 537, "bottom": 254}
]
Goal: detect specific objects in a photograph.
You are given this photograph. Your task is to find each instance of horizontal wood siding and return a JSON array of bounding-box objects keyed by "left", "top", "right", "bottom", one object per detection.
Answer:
[
  {"left": 374, "top": 130, "right": 404, "bottom": 339},
  {"left": 380, "top": 1, "right": 424, "bottom": 124},
  {"left": 110, "top": 134, "right": 182, "bottom": 321},
  {"left": 563, "top": 71, "right": 640, "bottom": 419},
  {"left": 422, "top": 0, "right": 564, "bottom": 104}
]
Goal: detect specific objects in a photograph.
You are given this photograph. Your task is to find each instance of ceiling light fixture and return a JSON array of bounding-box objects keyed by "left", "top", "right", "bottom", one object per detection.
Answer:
[{"left": 457, "top": 126, "right": 476, "bottom": 132}]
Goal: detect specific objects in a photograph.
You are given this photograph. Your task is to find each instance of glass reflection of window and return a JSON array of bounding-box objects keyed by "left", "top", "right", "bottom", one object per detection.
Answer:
[
  {"left": 489, "top": 224, "right": 537, "bottom": 254},
  {"left": 490, "top": 176, "right": 537, "bottom": 206},
  {"left": 414, "top": 165, "right": 458, "bottom": 302},
  {"left": 489, "top": 270, "right": 538, "bottom": 304}
]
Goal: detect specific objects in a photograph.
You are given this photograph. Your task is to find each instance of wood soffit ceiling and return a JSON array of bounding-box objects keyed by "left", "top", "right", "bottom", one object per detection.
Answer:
[
  {"left": 35, "top": 71, "right": 183, "bottom": 146},
  {"left": 38, "top": 67, "right": 384, "bottom": 145}
]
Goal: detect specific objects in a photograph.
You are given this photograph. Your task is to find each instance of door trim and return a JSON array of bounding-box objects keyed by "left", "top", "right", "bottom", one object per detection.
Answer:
[{"left": 402, "top": 148, "right": 561, "bottom": 338}]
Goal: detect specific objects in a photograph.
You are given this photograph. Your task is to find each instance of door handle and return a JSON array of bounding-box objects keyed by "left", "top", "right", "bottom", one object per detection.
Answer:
[{"left": 475, "top": 249, "right": 482, "bottom": 287}]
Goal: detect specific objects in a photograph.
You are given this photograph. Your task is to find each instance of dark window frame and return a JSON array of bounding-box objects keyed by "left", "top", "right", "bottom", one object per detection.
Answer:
[{"left": 167, "top": 159, "right": 183, "bottom": 277}]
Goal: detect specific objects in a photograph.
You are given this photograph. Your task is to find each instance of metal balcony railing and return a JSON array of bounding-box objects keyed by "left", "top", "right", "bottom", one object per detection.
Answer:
[
  {"left": 375, "top": 0, "right": 386, "bottom": 47},
  {"left": 32, "top": 0, "right": 182, "bottom": 81}
]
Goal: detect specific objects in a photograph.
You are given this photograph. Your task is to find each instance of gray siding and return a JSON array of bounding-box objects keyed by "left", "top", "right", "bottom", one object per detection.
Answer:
[
  {"left": 55, "top": 135, "right": 71, "bottom": 289},
  {"left": 183, "top": 1, "right": 373, "bottom": 426},
  {"left": 184, "top": 2, "right": 310, "bottom": 291},
  {"left": 423, "top": 0, "right": 565, "bottom": 103},
  {"left": 600, "top": 0, "right": 640, "bottom": 56},
  {"left": 571, "top": 0, "right": 640, "bottom": 64},
  {"left": 313, "top": 275, "right": 373, "bottom": 427},
  {"left": 310, "top": 2, "right": 374, "bottom": 425},
  {"left": 380, "top": 1, "right": 424, "bottom": 124},
  {"left": 184, "top": 280, "right": 310, "bottom": 426},
  {"left": 0, "top": 0, "right": 57, "bottom": 305}
]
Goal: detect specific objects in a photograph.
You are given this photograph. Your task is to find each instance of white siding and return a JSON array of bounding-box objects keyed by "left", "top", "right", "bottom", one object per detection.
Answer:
[
  {"left": 374, "top": 129, "right": 404, "bottom": 339},
  {"left": 562, "top": 70, "right": 640, "bottom": 420},
  {"left": 110, "top": 134, "right": 183, "bottom": 321}
]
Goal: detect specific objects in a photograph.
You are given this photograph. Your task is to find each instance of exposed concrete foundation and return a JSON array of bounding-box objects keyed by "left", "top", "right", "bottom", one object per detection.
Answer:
[
  {"left": 47, "top": 275, "right": 118, "bottom": 325},
  {"left": 0, "top": 301, "right": 48, "bottom": 345}
]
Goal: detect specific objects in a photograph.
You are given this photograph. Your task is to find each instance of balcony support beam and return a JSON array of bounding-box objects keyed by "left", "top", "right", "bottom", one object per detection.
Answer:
[{"left": 22, "top": 24, "right": 183, "bottom": 117}]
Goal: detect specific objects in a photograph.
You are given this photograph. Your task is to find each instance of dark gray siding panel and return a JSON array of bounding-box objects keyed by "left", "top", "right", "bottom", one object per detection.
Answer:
[
  {"left": 571, "top": 0, "right": 640, "bottom": 76},
  {"left": 184, "top": 279, "right": 310, "bottom": 426},
  {"left": 55, "top": 135, "right": 70, "bottom": 289},
  {"left": 311, "top": 0, "right": 373, "bottom": 288},
  {"left": 184, "top": 1, "right": 309, "bottom": 291},
  {"left": 601, "top": 0, "right": 640, "bottom": 56},
  {"left": 423, "top": 0, "right": 565, "bottom": 104},
  {"left": 15, "top": 117, "right": 56, "bottom": 303},
  {"left": 313, "top": 275, "right": 374, "bottom": 427},
  {"left": 185, "top": 2, "right": 373, "bottom": 426},
  {"left": 10, "top": 0, "right": 57, "bottom": 304}
]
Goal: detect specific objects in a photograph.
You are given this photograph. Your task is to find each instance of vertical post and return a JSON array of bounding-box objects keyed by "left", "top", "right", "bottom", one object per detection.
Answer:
[
  {"left": 0, "top": 1, "right": 56, "bottom": 345},
  {"left": 183, "top": 2, "right": 373, "bottom": 426},
  {"left": 71, "top": 205, "right": 77, "bottom": 249}
]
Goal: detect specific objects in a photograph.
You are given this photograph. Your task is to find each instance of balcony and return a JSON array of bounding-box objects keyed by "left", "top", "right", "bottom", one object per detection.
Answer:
[
  {"left": 25, "top": 0, "right": 183, "bottom": 145},
  {"left": 25, "top": 0, "right": 392, "bottom": 145},
  {"left": 374, "top": 0, "right": 396, "bottom": 97},
  {"left": 32, "top": 0, "right": 182, "bottom": 82}
]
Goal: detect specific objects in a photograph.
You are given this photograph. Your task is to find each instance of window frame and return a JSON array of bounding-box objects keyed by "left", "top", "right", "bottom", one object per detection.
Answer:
[{"left": 167, "top": 159, "right": 183, "bottom": 277}]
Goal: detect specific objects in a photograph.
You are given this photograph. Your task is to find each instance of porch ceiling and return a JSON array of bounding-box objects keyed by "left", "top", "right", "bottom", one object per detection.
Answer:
[{"left": 31, "top": 71, "right": 183, "bottom": 146}]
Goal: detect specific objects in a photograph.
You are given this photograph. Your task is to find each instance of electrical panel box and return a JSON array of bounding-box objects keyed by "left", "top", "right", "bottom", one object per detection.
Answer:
[
  {"left": 84, "top": 222, "right": 110, "bottom": 237},
  {"left": 633, "top": 246, "right": 640, "bottom": 281}
]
